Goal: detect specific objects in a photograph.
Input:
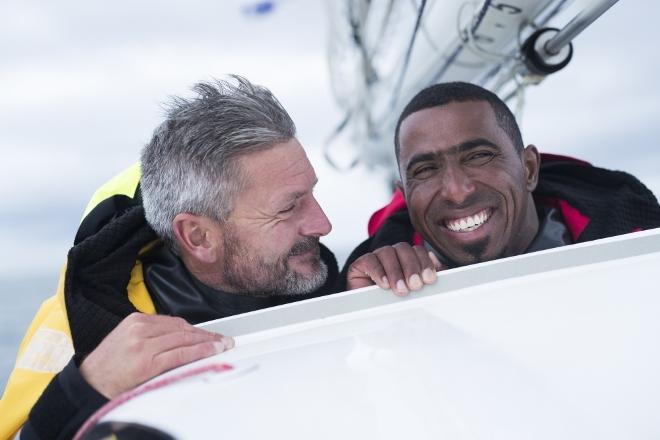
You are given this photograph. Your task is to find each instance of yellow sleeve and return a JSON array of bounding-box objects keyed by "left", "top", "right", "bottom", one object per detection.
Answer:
[
  {"left": 0, "top": 267, "right": 72, "bottom": 440},
  {"left": 0, "top": 164, "right": 153, "bottom": 439},
  {"left": 0, "top": 263, "right": 155, "bottom": 440}
]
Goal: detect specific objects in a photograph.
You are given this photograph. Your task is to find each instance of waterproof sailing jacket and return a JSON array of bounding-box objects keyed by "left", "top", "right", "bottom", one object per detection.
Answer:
[
  {"left": 0, "top": 164, "right": 339, "bottom": 439},
  {"left": 338, "top": 154, "right": 660, "bottom": 289}
]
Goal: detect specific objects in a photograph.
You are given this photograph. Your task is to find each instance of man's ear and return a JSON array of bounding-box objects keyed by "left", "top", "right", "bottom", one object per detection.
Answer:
[
  {"left": 522, "top": 144, "right": 541, "bottom": 191},
  {"left": 172, "top": 213, "right": 220, "bottom": 264}
]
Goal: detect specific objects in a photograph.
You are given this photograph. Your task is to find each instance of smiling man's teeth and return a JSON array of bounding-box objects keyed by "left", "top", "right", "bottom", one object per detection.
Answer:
[{"left": 445, "top": 209, "right": 490, "bottom": 232}]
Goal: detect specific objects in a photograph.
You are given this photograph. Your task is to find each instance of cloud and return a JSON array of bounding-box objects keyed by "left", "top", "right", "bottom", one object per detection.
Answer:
[{"left": 1, "top": 0, "right": 659, "bottom": 279}]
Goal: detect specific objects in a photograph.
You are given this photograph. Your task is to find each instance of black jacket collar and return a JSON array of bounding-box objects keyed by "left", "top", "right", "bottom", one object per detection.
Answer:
[{"left": 141, "top": 243, "right": 339, "bottom": 324}]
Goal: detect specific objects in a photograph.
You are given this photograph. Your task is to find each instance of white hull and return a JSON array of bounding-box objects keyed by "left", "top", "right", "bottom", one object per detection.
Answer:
[{"left": 89, "top": 229, "right": 660, "bottom": 439}]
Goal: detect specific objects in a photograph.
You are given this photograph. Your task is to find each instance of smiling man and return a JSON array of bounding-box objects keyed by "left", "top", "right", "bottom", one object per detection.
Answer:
[
  {"left": 398, "top": 99, "right": 540, "bottom": 265},
  {"left": 1, "top": 76, "right": 337, "bottom": 439},
  {"left": 343, "top": 81, "right": 660, "bottom": 293}
]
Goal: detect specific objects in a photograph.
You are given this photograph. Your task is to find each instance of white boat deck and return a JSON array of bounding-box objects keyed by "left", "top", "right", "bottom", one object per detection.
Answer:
[{"left": 96, "top": 229, "right": 660, "bottom": 439}]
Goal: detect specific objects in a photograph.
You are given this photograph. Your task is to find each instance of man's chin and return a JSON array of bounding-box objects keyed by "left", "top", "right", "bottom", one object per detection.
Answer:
[
  {"left": 276, "top": 259, "right": 328, "bottom": 296},
  {"left": 288, "top": 252, "right": 321, "bottom": 273},
  {"left": 448, "top": 246, "right": 511, "bottom": 267},
  {"left": 433, "top": 236, "right": 495, "bottom": 267}
]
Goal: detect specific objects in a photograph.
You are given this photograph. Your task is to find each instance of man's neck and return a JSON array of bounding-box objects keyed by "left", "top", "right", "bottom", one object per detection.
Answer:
[{"left": 178, "top": 250, "right": 234, "bottom": 294}]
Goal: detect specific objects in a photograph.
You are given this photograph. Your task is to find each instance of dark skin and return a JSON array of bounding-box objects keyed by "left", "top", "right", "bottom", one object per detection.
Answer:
[{"left": 347, "top": 100, "right": 540, "bottom": 294}]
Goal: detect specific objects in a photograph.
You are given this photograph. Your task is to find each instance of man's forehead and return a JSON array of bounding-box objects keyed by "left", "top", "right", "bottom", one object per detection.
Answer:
[
  {"left": 239, "top": 140, "right": 312, "bottom": 181},
  {"left": 398, "top": 101, "right": 504, "bottom": 160},
  {"left": 236, "top": 141, "right": 317, "bottom": 205},
  {"left": 278, "top": 175, "right": 318, "bottom": 199}
]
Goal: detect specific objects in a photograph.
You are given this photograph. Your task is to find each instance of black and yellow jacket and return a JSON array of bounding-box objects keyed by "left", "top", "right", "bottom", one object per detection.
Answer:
[{"left": 0, "top": 164, "right": 339, "bottom": 439}]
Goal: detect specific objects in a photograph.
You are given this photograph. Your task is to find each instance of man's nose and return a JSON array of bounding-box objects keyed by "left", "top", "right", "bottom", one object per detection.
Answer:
[
  {"left": 439, "top": 165, "right": 476, "bottom": 206},
  {"left": 300, "top": 196, "right": 332, "bottom": 237}
]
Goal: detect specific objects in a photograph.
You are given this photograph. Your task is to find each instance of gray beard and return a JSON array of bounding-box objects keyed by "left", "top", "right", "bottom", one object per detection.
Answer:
[
  {"left": 277, "top": 259, "right": 328, "bottom": 296},
  {"left": 221, "top": 231, "right": 328, "bottom": 297}
]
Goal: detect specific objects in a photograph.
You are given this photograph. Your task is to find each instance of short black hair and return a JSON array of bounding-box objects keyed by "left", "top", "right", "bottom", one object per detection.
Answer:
[{"left": 394, "top": 82, "right": 524, "bottom": 161}]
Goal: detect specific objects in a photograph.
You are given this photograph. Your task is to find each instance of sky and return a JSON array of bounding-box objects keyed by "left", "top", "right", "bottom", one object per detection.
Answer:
[
  {"left": 0, "top": 0, "right": 658, "bottom": 300},
  {"left": 0, "top": 0, "right": 385, "bottom": 278}
]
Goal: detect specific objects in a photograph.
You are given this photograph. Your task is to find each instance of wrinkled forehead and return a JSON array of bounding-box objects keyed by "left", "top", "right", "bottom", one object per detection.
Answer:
[
  {"left": 398, "top": 101, "right": 506, "bottom": 164},
  {"left": 236, "top": 139, "right": 317, "bottom": 202},
  {"left": 245, "top": 139, "right": 313, "bottom": 174}
]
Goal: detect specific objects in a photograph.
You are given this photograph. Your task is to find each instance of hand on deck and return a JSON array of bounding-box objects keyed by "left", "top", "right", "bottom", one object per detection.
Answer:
[
  {"left": 79, "top": 313, "right": 234, "bottom": 399},
  {"left": 346, "top": 243, "right": 443, "bottom": 295}
]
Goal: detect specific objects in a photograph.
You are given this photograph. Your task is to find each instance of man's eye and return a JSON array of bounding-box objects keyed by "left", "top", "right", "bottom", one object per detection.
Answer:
[
  {"left": 279, "top": 205, "right": 295, "bottom": 214},
  {"left": 466, "top": 151, "right": 495, "bottom": 164},
  {"left": 412, "top": 165, "right": 436, "bottom": 178}
]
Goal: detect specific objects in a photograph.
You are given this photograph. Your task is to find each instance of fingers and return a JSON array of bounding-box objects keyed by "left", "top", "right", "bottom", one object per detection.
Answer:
[
  {"left": 80, "top": 313, "right": 235, "bottom": 398},
  {"left": 392, "top": 243, "right": 426, "bottom": 292},
  {"left": 152, "top": 337, "right": 231, "bottom": 376},
  {"left": 412, "top": 246, "right": 441, "bottom": 284},
  {"left": 139, "top": 315, "right": 234, "bottom": 376},
  {"left": 346, "top": 253, "right": 390, "bottom": 290},
  {"left": 121, "top": 313, "right": 203, "bottom": 338},
  {"left": 374, "top": 245, "right": 410, "bottom": 295},
  {"left": 143, "top": 314, "right": 235, "bottom": 374},
  {"left": 121, "top": 313, "right": 233, "bottom": 345},
  {"left": 148, "top": 327, "right": 225, "bottom": 354},
  {"left": 346, "top": 243, "right": 443, "bottom": 296}
]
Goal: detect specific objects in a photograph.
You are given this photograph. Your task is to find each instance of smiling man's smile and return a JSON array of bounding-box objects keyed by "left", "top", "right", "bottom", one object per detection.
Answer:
[{"left": 443, "top": 208, "right": 492, "bottom": 232}]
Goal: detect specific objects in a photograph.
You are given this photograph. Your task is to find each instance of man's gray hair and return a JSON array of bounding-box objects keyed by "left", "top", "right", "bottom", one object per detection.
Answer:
[{"left": 140, "top": 75, "right": 296, "bottom": 244}]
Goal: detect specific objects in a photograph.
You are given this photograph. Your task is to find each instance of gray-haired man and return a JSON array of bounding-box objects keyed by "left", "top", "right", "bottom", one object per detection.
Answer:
[{"left": 2, "top": 76, "right": 337, "bottom": 439}]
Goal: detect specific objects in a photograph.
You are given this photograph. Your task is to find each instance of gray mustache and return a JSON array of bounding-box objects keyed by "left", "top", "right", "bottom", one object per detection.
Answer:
[{"left": 289, "top": 237, "right": 320, "bottom": 256}]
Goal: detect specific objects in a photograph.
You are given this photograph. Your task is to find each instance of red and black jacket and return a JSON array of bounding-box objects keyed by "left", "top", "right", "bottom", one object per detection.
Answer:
[{"left": 338, "top": 154, "right": 660, "bottom": 289}]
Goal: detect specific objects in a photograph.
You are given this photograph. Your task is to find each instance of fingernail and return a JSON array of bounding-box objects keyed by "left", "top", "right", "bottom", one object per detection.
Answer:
[
  {"left": 381, "top": 277, "right": 390, "bottom": 289},
  {"left": 395, "top": 279, "right": 408, "bottom": 294},
  {"left": 409, "top": 274, "right": 423, "bottom": 290},
  {"left": 221, "top": 336, "right": 235, "bottom": 350},
  {"left": 422, "top": 268, "right": 436, "bottom": 284},
  {"left": 213, "top": 341, "right": 227, "bottom": 353}
]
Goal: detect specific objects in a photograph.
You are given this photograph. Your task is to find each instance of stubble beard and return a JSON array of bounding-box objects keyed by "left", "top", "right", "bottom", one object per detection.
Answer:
[
  {"left": 461, "top": 237, "right": 491, "bottom": 265},
  {"left": 221, "top": 231, "right": 328, "bottom": 297}
]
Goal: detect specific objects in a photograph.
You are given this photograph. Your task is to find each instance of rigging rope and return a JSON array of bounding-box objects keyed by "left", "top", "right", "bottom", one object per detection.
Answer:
[{"left": 388, "top": 0, "right": 427, "bottom": 111}]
